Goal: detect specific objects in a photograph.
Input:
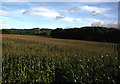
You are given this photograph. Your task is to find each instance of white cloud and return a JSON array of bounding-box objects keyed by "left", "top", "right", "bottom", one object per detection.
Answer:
[
  {"left": 62, "top": 5, "right": 106, "bottom": 16},
  {"left": 31, "top": 11, "right": 59, "bottom": 18},
  {"left": 0, "top": 10, "right": 8, "bottom": 15},
  {"left": 86, "top": 18, "right": 101, "bottom": 22},
  {"left": 23, "top": 6, "right": 82, "bottom": 23},
  {"left": 62, "top": 17, "right": 74, "bottom": 22},
  {"left": 0, "top": 16, "right": 10, "bottom": 19},
  {"left": 91, "top": 21, "right": 118, "bottom": 28},
  {"left": 81, "top": 5, "right": 106, "bottom": 14},
  {"left": 23, "top": 7, "right": 60, "bottom": 18},
  {"left": 0, "top": 16, "right": 11, "bottom": 23},
  {"left": 0, "top": 23, "right": 11, "bottom": 29},
  {"left": 32, "top": 7, "right": 48, "bottom": 11},
  {"left": 62, "top": 17, "right": 82, "bottom": 22},
  {"left": 1, "top": 6, "right": 10, "bottom": 10}
]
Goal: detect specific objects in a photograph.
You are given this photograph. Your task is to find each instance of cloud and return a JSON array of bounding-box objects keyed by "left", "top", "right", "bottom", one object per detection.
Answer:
[
  {"left": 61, "top": 17, "right": 81, "bottom": 22},
  {"left": 22, "top": 3, "right": 46, "bottom": 15},
  {"left": 31, "top": 9, "right": 60, "bottom": 18},
  {"left": 23, "top": 6, "right": 82, "bottom": 23},
  {"left": 86, "top": 18, "right": 101, "bottom": 22},
  {"left": 81, "top": 5, "right": 105, "bottom": 13},
  {"left": 81, "top": 5, "right": 106, "bottom": 16},
  {"left": 32, "top": 7, "right": 49, "bottom": 11},
  {"left": 23, "top": 7, "right": 60, "bottom": 18},
  {"left": 1, "top": 6, "right": 10, "bottom": 10},
  {"left": 32, "top": 12, "right": 59, "bottom": 18},
  {"left": 23, "top": 9, "right": 32, "bottom": 14},
  {"left": 105, "top": 21, "right": 118, "bottom": 28},
  {"left": 64, "top": 7, "right": 80, "bottom": 14},
  {"left": 0, "top": 23, "right": 10, "bottom": 29},
  {"left": 55, "top": 13, "right": 82, "bottom": 22},
  {"left": 91, "top": 11, "right": 100, "bottom": 16},
  {"left": 91, "top": 21, "right": 118, "bottom": 28},
  {"left": 91, "top": 21, "right": 104, "bottom": 26},
  {"left": 62, "top": 17, "right": 74, "bottom": 22},
  {"left": 55, "top": 14, "right": 65, "bottom": 20},
  {"left": 0, "top": 16, "right": 11, "bottom": 23},
  {"left": 0, "top": 10, "right": 8, "bottom": 15},
  {"left": 0, "top": 16, "right": 10, "bottom": 19},
  {"left": 62, "top": 5, "right": 106, "bottom": 16}
]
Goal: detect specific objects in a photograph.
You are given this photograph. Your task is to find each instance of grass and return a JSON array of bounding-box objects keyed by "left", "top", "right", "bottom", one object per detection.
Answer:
[{"left": 2, "top": 34, "right": 120, "bottom": 83}]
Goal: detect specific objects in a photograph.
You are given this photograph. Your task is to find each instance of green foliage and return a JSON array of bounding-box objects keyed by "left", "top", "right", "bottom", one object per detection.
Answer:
[
  {"left": 2, "top": 36, "right": 120, "bottom": 83},
  {"left": 2, "top": 28, "right": 52, "bottom": 36},
  {"left": 51, "top": 27, "right": 120, "bottom": 43}
]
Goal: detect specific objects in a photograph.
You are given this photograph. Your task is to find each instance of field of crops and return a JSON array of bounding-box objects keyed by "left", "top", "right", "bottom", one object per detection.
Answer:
[{"left": 2, "top": 34, "right": 120, "bottom": 83}]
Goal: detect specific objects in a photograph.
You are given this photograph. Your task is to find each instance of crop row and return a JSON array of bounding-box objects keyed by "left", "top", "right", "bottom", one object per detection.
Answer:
[{"left": 2, "top": 37, "right": 120, "bottom": 83}]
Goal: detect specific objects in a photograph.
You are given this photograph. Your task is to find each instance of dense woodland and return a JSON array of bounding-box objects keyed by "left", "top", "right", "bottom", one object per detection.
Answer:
[
  {"left": 2, "top": 27, "right": 120, "bottom": 43},
  {"left": 51, "top": 27, "right": 120, "bottom": 43}
]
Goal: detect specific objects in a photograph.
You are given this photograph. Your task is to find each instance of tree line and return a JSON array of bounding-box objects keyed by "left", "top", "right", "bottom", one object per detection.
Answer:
[
  {"left": 2, "top": 28, "right": 52, "bottom": 36},
  {"left": 50, "top": 27, "right": 120, "bottom": 43},
  {"left": 2, "top": 27, "right": 120, "bottom": 43}
]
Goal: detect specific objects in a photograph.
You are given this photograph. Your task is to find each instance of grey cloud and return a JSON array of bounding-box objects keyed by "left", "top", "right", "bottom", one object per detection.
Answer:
[
  {"left": 105, "top": 22, "right": 118, "bottom": 28},
  {"left": 23, "top": 9, "right": 32, "bottom": 14},
  {"left": 91, "top": 11, "right": 100, "bottom": 16},
  {"left": 55, "top": 14, "right": 65, "bottom": 20},
  {"left": 91, "top": 13, "right": 100, "bottom": 16},
  {"left": 91, "top": 21, "right": 104, "bottom": 26},
  {"left": 23, "top": 3, "right": 46, "bottom": 15},
  {"left": 63, "top": 7, "right": 80, "bottom": 15}
]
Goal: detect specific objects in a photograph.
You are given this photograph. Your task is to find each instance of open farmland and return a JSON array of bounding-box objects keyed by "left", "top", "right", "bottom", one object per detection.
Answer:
[{"left": 2, "top": 34, "right": 120, "bottom": 83}]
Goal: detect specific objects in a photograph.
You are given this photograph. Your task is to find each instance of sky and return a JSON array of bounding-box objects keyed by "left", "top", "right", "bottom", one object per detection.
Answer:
[{"left": 0, "top": 2, "right": 118, "bottom": 29}]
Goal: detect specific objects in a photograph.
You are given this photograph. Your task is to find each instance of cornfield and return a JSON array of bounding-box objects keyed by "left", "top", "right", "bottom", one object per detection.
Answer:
[{"left": 2, "top": 34, "right": 120, "bottom": 83}]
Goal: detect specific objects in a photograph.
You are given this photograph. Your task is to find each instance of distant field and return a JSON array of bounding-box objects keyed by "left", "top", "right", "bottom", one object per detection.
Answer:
[{"left": 2, "top": 34, "right": 120, "bottom": 83}]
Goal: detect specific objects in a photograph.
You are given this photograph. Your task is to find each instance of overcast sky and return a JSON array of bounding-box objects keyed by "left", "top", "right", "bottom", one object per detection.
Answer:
[{"left": 0, "top": 2, "right": 118, "bottom": 29}]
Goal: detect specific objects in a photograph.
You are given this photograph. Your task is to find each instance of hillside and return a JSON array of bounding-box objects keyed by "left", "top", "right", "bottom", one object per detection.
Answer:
[{"left": 2, "top": 34, "right": 120, "bottom": 83}]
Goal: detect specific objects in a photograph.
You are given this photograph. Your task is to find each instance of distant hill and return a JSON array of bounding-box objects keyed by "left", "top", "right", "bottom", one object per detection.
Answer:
[{"left": 2, "top": 28, "right": 52, "bottom": 36}]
